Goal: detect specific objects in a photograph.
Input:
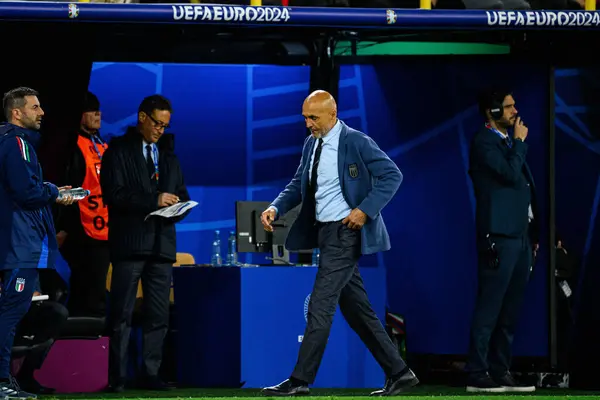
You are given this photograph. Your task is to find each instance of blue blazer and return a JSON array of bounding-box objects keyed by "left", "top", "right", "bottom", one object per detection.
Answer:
[
  {"left": 469, "top": 126, "right": 539, "bottom": 241},
  {"left": 270, "top": 121, "right": 402, "bottom": 255}
]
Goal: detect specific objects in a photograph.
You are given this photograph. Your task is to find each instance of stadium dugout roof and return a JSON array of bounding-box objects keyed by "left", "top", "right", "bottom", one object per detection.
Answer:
[{"left": 0, "top": 2, "right": 597, "bottom": 64}]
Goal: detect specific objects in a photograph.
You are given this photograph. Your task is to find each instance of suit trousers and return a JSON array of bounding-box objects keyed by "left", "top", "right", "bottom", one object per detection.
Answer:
[
  {"left": 466, "top": 233, "right": 532, "bottom": 377},
  {"left": 108, "top": 259, "right": 172, "bottom": 385},
  {"left": 291, "top": 221, "right": 406, "bottom": 384}
]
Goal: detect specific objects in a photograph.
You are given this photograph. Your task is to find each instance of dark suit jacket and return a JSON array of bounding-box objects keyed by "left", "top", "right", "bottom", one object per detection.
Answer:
[
  {"left": 469, "top": 125, "right": 539, "bottom": 241},
  {"left": 271, "top": 120, "right": 402, "bottom": 255},
  {"left": 100, "top": 128, "right": 190, "bottom": 262}
]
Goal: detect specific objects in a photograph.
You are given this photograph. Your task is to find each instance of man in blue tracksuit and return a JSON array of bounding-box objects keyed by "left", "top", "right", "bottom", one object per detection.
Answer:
[{"left": 0, "top": 87, "right": 75, "bottom": 399}]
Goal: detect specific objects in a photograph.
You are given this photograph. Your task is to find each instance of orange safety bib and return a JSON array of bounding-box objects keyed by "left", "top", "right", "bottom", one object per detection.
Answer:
[{"left": 77, "top": 134, "right": 109, "bottom": 241}]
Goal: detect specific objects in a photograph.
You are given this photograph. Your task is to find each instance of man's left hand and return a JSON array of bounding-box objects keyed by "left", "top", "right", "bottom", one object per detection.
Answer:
[
  {"left": 533, "top": 243, "right": 539, "bottom": 258},
  {"left": 342, "top": 208, "right": 367, "bottom": 230}
]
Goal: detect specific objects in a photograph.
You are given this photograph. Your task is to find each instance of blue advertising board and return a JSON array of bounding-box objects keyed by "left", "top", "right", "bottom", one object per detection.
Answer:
[{"left": 173, "top": 265, "right": 387, "bottom": 388}]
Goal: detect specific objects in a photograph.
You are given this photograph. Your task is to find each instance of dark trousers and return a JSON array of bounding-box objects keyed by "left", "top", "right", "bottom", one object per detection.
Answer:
[
  {"left": 466, "top": 234, "right": 532, "bottom": 377},
  {"left": 291, "top": 221, "right": 406, "bottom": 384},
  {"left": 63, "top": 240, "right": 110, "bottom": 318},
  {"left": 0, "top": 269, "right": 38, "bottom": 379},
  {"left": 108, "top": 259, "right": 172, "bottom": 385},
  {"left": 14, "top": 300, "right": 69, "bottom": 383}
]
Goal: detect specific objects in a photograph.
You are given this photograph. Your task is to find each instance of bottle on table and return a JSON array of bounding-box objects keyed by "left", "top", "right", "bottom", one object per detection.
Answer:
[
  {"left": 226, "top": 230, "right": 237, "bottom": 266},
  {"left": 211, "top": 240, "right": 222, "bottom": 266},
  {"left": 214, "top": 230, "right": 221, "bottom": 249}
]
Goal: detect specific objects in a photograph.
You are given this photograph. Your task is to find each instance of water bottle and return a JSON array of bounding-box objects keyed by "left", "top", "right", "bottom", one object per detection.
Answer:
[
  {"left": 226, "top": 231, "right": 237, "bottom": 266},
  {"left": 211, "top": 240, "right": 222, "bottom": 266},
  {"left": 57, "top": 187, "right": 90, "bottom": 201},
  {"left": 312, "top": 248, "right": 320, "bottom": 266},
  {"left": 214, "top": 230, "right": 221, "bottom": 251}
]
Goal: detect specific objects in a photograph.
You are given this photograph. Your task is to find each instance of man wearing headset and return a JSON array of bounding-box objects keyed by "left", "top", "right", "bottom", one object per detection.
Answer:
[{"left": 465, "top": 88, "right": 539, "bottom": 394}]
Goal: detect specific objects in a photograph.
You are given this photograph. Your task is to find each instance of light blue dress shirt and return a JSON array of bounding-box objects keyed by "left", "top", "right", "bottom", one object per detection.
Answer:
[
  {"left": 143, "top": 141, "right": 158, "bottom": 164},
  {"left": 309, "top": 120, "right": 352, "bottom": 222}
]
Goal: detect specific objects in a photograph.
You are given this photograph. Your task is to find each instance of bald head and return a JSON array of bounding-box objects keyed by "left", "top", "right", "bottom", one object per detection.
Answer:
[
  {"left": 304, "top": 90, "right": 337, "bottom": 112},
  {"left": 302, "top": 90, "right": 338, "bottom": 138}
]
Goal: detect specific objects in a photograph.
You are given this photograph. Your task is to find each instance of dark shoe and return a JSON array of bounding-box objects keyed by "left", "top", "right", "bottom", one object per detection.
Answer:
[
  {"left": 261, "top": 379, "right": 309, "bottom": 396},
  {"left": 493, "top": 372, "right": 535, "bottom": 392},
  {"left": 139, "top": 376, "right": 175, "bottom": 391},
  {"left": 108, "top": 384, "right": 124, "bottom": 393},
  {"left": 107, "top": 378, "right": 126, "bottom": 393},
  {"left": 466, "top": 373, "right": 506, "bottom": 393},
  {"left": 0, "top": 376, "right": 37, "bottom": 399},
  {"left": 370, "top": 368, "right": 419, "bottom": 396}
]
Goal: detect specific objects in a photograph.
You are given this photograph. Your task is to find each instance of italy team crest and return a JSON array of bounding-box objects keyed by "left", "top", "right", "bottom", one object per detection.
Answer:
[
  {"left": 15, "top": 278, "right": 25, "bottom": 293},
  {"left": 348, "top": 163, "right": 359, "bottom": 178}
]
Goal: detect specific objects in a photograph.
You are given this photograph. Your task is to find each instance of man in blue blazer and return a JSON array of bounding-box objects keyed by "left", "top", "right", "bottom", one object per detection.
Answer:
[
  {"left": 465, "top": 88, "right": 538, "bottom": 394},
  {"left": 260, "top": 90, "right": 418, "bottom": 397}
]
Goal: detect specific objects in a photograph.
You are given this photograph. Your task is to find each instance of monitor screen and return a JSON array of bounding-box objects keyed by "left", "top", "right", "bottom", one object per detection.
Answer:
[
  {"left": 235, "top": 201, "right": 313, "bottom": 265},
  {"left": 235, "top": 201, "right": 271, "bottom": 253}
]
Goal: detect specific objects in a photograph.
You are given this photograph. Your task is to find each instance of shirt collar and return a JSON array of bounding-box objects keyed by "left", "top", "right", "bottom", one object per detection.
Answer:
[
  {"left": 143, "top": 139, "right": 156, "bottom": 149},
  {"left": 485, "top": 122, "right": 508, "bottom": 139},
  {"left": 321, "top": 119, "right": 342, "bottom": 144},
  {"left": 8, "top": 123, "right": 42, "bottom": 148}
]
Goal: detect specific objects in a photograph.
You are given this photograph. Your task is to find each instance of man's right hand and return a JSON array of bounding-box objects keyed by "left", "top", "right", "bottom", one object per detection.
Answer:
[
  {"left": 513, "top": 116, "right": 528, "bottom": 141},
  {"left": 260, "top": 207, "right": 276, "bottom": 232},
  {"left": 158, "top": 193, "right": 179, "bottom": 208}
]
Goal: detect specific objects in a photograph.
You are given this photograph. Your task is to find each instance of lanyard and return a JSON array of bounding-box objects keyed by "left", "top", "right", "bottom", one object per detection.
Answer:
[
  {"left": 90, "top": 135, "right": 106, "bottom": 160},
  {"left": 151, "top": 145, "right": 159, "bottom": 182},
  {"left": 485, "top": 123, "right": 512, "bottom": 148}
]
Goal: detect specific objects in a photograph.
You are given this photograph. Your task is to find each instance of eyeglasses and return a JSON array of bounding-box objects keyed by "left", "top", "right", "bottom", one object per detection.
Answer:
[{"left": 146, "top": 113, "right": 170, "bottom": 131}]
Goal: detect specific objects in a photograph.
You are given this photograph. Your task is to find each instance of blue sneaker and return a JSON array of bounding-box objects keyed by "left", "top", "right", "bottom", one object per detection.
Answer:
[{"left": 0, "top": 377, "right": 36, "bottom": 399}]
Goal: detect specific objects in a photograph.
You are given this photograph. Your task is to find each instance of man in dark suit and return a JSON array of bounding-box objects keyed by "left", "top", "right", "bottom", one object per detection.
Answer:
[
  {"left": 260, "top": 90, "right": 418, "bottom": 397},
  {"left": 465, "top": 88, "right": 539, "bottom": 393},
  {"left": 100, "top": 95, "right": 190, "bottom": 392}
]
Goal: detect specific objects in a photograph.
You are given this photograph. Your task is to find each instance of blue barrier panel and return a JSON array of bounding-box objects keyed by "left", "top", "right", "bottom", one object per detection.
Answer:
[
  {"left": 1, "top": 2, "right": 599, "bottom": 29},
  {"left": 173, "top": 265, "right": 386, "bottom": 388}
]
